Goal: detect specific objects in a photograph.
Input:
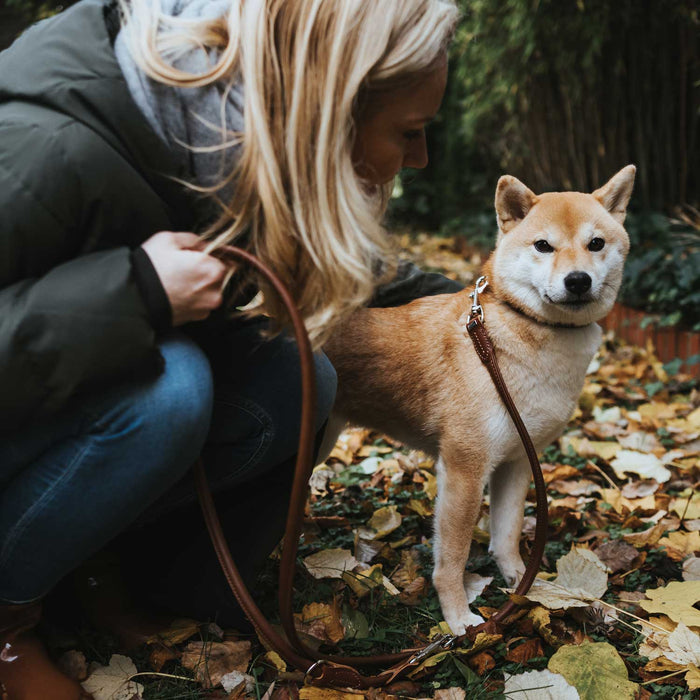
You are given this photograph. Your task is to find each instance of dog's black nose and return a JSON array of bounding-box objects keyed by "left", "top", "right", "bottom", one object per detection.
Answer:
[{"left": 564, "top": 271, "right": 592, "bottom": 296}]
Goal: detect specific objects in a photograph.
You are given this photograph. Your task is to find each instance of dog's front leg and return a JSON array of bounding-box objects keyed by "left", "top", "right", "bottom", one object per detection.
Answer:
[
  {"left": 488, "top": 458, "right": 530, "bottom": 587},
  {"left": 432, "top": 451, "right": 487, "bottom": 635}
]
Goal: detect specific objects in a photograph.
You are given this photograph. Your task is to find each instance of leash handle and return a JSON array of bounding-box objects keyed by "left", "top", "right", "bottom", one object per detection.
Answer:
[{"left": 194, "top": 258, "right": 549, "bottom": 687}]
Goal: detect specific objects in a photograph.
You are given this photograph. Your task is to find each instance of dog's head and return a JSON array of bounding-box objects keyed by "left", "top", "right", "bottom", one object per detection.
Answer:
[{"left": 489, "top": 165, "right": 635, "bottom": 327}]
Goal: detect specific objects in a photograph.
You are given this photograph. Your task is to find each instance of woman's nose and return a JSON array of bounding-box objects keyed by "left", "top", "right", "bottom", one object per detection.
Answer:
[{"left": 403, "top": 134, "right": 428, "bottom": 170}]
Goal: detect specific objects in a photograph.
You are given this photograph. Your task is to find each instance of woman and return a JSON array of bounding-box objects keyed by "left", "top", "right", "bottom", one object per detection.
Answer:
[{"left": 0, "top": 0, "right": 460, "bottom": 696}]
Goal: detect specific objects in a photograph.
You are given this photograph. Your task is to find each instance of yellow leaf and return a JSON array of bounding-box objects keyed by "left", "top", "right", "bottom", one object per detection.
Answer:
[
  {"left": 262, "top": 651, "right": 286, "bottom": 673},
  {"left": 146, "top": 618, "right": 200, "bottom": 646},
  {"left": 687, "top": 407, "right": 700, "bottom": 428},
  {"left": 297, "top": 602, "right": 345, "bottom": 645},
  {"left": 600, "top": 489, "right": 656, "bottom": 514},
  {"left": 686, "top": 664, "right": 700, "bottom": 691},
  {"left": 429, "top": 621, "right": 454, "bottom": 638},
  {"left": 658, "top": 531, "right": 700, "bottom": 559},
  {"left": 367, "top": 505, "right": 402, "bottom": 538},
  {"left": 640, "top": 581, "right": 700, "bottom": 627},
  {"left": 408, "top": 499, "right": 433, "bottom": 517},
  {"left": 670, "top": 491, "right": 700, "bottom": 519},
  {"left": 548, "top": 641, "right": 638, "bottom": 699},
  {"left": 342, "top": 564, "right": 384, "bottom": 598},
  {"left": 420, "top": 469, "right": 438, "bottom": 500},
  {"left": 299, "top": 688, "right": 365, "bottom": 700}
]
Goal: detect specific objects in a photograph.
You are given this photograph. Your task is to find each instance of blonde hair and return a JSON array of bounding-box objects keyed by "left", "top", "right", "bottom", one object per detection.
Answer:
[{"left": 118, "top": 0, "right": 458, "bottom": 348}]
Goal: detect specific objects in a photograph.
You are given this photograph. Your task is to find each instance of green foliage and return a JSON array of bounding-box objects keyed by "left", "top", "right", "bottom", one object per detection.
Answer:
[
  {"left": 391, "top": 0, "right": 699, "bottom": 226},
  {"left": 620, "top": 214, "right": 700, "bottom": 330}
]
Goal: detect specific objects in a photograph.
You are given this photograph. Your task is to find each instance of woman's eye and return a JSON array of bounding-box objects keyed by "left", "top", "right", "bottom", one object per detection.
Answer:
[
  {"left": 403, "top": 129, "right": 423, "bottom": 140},
  {"left": 588, "top": 237, "right": 605, "bottom": 252},
  {"left": 534, "top": 240, "right": 554, "bottom": 253}
]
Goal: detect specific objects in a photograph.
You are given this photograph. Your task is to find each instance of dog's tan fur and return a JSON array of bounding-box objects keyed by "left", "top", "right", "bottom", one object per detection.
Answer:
[{"left": 323, "top": 166, "right": 636, "bottom": 634}]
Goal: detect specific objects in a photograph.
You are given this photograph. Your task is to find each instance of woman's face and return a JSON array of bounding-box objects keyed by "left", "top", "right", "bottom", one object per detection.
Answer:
[{"left": 352, "top": 58, "right": 448, "bottom": 186}]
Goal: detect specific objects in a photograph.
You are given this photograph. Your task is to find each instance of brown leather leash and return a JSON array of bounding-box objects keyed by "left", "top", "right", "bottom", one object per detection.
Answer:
[{"left": 193, "top": 254, "right": 549, "bottom": 689}]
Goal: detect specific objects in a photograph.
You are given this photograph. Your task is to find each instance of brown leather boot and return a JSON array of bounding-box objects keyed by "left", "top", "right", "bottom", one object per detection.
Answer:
[{"left": 0, "top": 600, "right": 92, "bottom": 700}]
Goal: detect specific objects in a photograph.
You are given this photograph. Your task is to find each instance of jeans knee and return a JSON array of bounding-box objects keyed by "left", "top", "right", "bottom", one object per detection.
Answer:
[{"left": 153, "top": 334, "right": 214, "bottom": 455}]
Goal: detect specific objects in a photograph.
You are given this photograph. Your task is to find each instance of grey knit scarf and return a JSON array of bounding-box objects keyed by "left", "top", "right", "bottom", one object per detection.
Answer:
[{"left": 114, "top": 0, "right": 245, "bottom": 203}]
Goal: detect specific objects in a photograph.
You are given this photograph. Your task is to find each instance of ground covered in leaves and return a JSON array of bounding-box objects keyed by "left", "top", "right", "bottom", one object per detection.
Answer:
[{"left": 59, "top": 235, "right": 699, "bottom": 699}]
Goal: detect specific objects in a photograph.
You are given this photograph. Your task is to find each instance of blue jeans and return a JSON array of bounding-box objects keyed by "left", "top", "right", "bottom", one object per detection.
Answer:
[{"left": 0, "top": 319, "right": 337, "bottom": 608}]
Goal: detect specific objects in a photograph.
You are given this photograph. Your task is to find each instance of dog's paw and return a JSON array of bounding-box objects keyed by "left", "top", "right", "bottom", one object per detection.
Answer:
[
  {"left": 444, "top": 608, "right": 485, "bottom": 637},
  {"left": 493, "top": 554, "right": 526, "bottom": 588}
]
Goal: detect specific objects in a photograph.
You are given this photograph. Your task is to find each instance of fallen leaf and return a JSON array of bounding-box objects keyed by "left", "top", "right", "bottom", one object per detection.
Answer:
[
  {"left": 295, "top": 602, "right": 345, "bottom": 644},
  {"left": 549, "top": 479, "right": 601, "bottom": 496},
  {"left": 304, "top": 549, "right": 359, "bottom": 579},
  {"left": 658, "top": 530, "right": 700, "bottom": 560},
  {"left": 146, "top": 618, "right": 200, "bottom": 647},
  {"left": 639, "top": 580, "right": 700, "bottom": 627},
  {"left": 548, "top": 641, "right": 638, "bottom": 699},
  {"left": 683, "top": 556, "right": 700, "bottom": 581},
  {"left": 622, "top": 522, "right": 667, "bottom": 548},
  {"left": 609, "top": 450, "right": 671, "bottom": 483},
  {"left": 341, "top": 564, "right": 384, "bottom": 598},
  {"left": 599, "top": 489, "right": 656, "bottom": 514},
  {"left": 299, "top": 688, "right": 365, "bottom": 700},
  {"left": 398, "top": 576, "right": 428, "bottom": 605},
  {"left": 505, "top": 637, "right": 544, "bottom": 664},
  {"left": 221, "top": 670, "right": 256, "bottom": 694},
  {"left": 464, "top": 573, "right": 493, "bottom": 603},
  {"left": 670, "top": 492, "right": 700, "bottom": 519},
  {"left": 367, "top": 505, "right": 402, "bottom": 538},
  {"left": 180, "top": 640, "right": 251, "bottom": 688},
  {"left": 81, "top": 654, "right": 144, "bottom": 700},
  {"left": 391, "top": 549, "right": 421, "bottom": 588},
  {"left": 620, "top": 480, "right": 659, "bottom": 498},
  {"left": 618, "top": 432, "right": 661, "bottom": 453},
  {"left": 504, "top": 668, "right": 580, "bottom": 699},
  {"left": 665, "top": 621, "right": 700, "bottom": 666},
  {"left": 593, "top": 540, "right": 640, "bottom": 573},
  {"left": 686, "top": 664, "right": 700, "bottom": 691},
  {"left": 562, "top": 437, "right": 621, "bottom": 461},
  {"left": 527, "top": 607, "right": 562, "bottom": 647},
  {"left": 523, "top": 548, "right": 608, "bottom": 610},
  {"left": 433, "top": 688, "right": 466, "bottom": 700}
]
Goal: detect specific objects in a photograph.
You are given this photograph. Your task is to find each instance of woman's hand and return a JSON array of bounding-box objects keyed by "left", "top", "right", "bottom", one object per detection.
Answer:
[{"left": 140, "top": 231, "right": 229, "bottom": 326}]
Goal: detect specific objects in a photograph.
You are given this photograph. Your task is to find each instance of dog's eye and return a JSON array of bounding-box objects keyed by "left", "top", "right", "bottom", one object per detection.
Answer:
[
  {"left": 588, "top": 238, "right": 605, "bottom": 252},
  {"left": 534, "top": 240, "right": 554, "bottom": 253}
]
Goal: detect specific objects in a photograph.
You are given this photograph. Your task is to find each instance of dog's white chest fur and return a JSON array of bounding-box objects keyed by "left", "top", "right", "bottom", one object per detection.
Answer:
[{"left": 483, "top": 320, "right": 602, "bottom": 465}]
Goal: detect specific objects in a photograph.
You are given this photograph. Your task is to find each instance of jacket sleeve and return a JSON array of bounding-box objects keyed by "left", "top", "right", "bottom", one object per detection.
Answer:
[
  {"left": 369, "top": 260, "right": 464, "bottom": 308},
  {"left": 0, "top": 124, "right": 164, "bottom": 433}
]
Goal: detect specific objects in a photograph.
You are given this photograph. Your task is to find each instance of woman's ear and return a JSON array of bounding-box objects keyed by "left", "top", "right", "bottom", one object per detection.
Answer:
[
  {"left": 495, "top": 175, "right": 538, "bottom": 234},
  {"left": 592, "top": 165, "right": 636, "bottom": 225}
]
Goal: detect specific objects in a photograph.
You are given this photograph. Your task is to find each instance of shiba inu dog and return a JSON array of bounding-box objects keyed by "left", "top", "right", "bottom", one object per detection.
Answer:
[{"left": 323, "top": 165, "right": 635, "bottom": 634}]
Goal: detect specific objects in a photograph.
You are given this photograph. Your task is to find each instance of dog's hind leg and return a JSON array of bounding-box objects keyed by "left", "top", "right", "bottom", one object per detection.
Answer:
[
  {"left": 432, "top": 448, "right": 488, "bottom": 635},
  {"left": 488, "top": 458, "right": 529, "bottom": 587}
]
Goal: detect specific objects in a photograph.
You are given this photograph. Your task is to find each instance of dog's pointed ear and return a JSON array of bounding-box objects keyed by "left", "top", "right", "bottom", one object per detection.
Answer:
[
  {"left": 592, "top": 165, "right": 636, "bottom": 224},
  {"left": 495, "top": 175, "right": 538, "bottom": 234}
]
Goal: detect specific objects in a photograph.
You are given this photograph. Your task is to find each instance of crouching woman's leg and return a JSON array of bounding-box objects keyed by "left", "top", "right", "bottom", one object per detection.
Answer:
[
  {"left": 0, "top": 332, "right": 213, "bottom": 696},
  {"left": 129, "top": 317, "right": 337, "bottom": 626},
  {"left": 0, "top": 332, "right": 213, "bottom": 604}
]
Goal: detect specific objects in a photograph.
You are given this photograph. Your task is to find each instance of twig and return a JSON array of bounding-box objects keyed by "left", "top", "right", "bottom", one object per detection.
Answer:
[
  {"left": 129, "top": 672, "right": 197, "bottom": 682},
  {"left": 640, "top": 669, "right": 686, "bottom": 685},
  {"left": 586, "top": 460, "right": 619, "bottom": 490},
  {"left": 595, "top": 600, "right": 669, "bottom": 635},
  {"left": 605, "top": 611, "right": 652, "bottom": 639}
]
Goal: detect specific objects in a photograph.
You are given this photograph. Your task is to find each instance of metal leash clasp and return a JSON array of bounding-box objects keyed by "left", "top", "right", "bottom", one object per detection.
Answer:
[
  {"left": 469, "top": 276, "right": 489, "bottom": 322},
  {"left": 407, "top": 634, "right": 457, "bottom": 665}
]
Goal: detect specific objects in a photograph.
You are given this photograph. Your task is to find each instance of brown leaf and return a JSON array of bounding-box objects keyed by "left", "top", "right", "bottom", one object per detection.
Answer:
[
  {"left": 181, "top": 640, "right": 252, "bottom": 688},
  {"left": 398, "top": 576, "right": 428, "bottom": 606},
  {"left": 294, "top": 602, "right": 345, "bottom": 644},
  {"left": 594, "top": 539, "right": 641, "bottom": 573},
  {"left": 505, "top": 638, "right": 544, "bottom": 664},
  {"left": 467, "top": 651, "right": 495, "bottom": 675},
  {"left": 148, "top": 645, "right": 178, "bottom": 673},
  {"left": 390, "top": 549, "right": 421, "bottom": 589},
  {"left": 622, "top": 521, "right": 667, "bottom": 548}
]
